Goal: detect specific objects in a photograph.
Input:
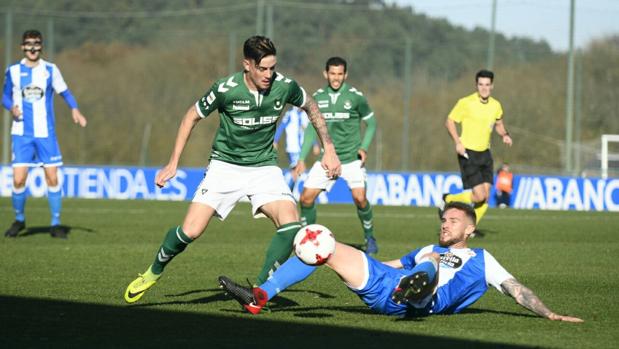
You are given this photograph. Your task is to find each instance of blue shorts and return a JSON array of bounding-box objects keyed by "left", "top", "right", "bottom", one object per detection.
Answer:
[
  {"left": 350, "top": 254, "right": 416, "bottom": 317},
  {"left": 12, "top": 135, "right": 63, "bottom": 167}
]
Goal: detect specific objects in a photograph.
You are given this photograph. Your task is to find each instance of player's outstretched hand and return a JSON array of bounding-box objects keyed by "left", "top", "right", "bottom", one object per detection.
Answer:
[
  {"left": 156, "top": 164, "right": 177, "bottom": 188},
  {"left": 72, "top": 109, "right": 87, "bottom": 127},
  {"left": 548, "top": 313, "right": 584, "bottom": 323},
  {"left": 321, "top": 148, "right": 341, "bottom": 179}
]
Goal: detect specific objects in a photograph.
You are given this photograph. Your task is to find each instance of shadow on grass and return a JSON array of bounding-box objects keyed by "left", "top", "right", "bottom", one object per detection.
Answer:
[
  {"left": 0, "top": 295, "right": 538, "bottom": 348},
  {"left": 131, "top": 288, "right": 335, "bottom": 309},
  {"left": 18, "top": 225, "right": 95, "bottom": 238},
  {"left": 145, "top": 288, "right": 535, "bottom": 320},
  {"left": 459, "top": 307, "right": 538, "bottom": 318}
]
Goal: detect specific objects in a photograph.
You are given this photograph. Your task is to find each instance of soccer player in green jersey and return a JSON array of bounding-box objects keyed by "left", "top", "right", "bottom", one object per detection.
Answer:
[
  {"left": 124, "top": 36, "right": 341, "bottom": 303},
  {"left": 441, "top": 70, "right": 513, "bottom": 226},
  {"left": 294, "top": 57, "right": 378, "bottom": 254}
]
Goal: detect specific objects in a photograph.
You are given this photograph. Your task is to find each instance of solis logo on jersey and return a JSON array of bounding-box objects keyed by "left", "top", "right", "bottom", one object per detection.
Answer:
[
  {"left": 440, "top": 252, "right": 462, "bottom": 268},
  {"left": 22, "top": 85, "right": 44, "bottom": 103},
  {"left": 232, "top": 99, "right": 250, "bottom": 111},
  {"left": 233, "top": 115, "right": 278, "bottom": 127},
  {"left": 323, "top": 112, "right": 350, "bottom": 120}
]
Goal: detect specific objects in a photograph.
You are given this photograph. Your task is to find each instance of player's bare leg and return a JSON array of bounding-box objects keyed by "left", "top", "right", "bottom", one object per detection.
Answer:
[{"left": 325, "top": 242, "right": 367, "bottom": 288}]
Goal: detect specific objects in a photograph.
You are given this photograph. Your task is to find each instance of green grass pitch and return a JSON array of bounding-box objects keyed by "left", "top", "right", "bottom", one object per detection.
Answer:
[{"left": 1, "top": 197, "right": 617, "bottom": 348}]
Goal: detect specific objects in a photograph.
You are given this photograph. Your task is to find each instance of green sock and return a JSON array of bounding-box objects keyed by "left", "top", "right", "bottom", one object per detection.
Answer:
[
  {"left": 256, "top": 222, "right": 302, "bottom": 284},
  {"left": 300, "top": 203, "right": 316, "bottom": 226},
  {"left": 151, "top": 226, "right": 193, "bottom": 275},
  {"left": 357, "top": 202, "right": 374, "bottom": 239}
]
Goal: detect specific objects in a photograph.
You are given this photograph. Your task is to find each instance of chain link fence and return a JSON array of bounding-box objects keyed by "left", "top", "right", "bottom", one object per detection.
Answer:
[{"left": 1, "top": 1, "right": 617, "bottom": 177}]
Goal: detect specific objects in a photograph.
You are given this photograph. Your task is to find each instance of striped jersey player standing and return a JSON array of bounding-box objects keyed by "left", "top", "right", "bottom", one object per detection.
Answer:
[
  {"left": 273, "top": 106, "right": 310, "bottom": 169},
  {"left": 2, "top": 29, "right": 87, "bottom": 239},
  {"left": 124, "top": 36, "right": 341, "bottom": 303},
  {"left": 273, "top": 106, "right": 313, "bottom": 187}
]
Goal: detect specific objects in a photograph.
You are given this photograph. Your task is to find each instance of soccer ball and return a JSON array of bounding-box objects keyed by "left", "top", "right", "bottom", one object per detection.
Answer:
[{"left": 293, "top": 224, "right": 336, "bottom": 266}]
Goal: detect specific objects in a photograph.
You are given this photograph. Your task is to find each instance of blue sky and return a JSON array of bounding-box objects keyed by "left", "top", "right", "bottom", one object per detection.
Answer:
[{"left": 388, "top": 0, "right": 619, "bottom": 52}]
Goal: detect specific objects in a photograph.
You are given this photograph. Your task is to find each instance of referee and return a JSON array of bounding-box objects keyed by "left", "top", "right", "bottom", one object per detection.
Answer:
[{"left": 442, "top": 70, "right": 512, "bottom": 224}]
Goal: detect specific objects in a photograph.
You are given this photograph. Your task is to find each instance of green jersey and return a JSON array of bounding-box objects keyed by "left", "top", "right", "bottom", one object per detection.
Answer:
[
  {"left": 196, "top": 71, "right": 306, "bottom": 166},
  {"left": 313, "top": 82, "right": 375, "bottom": 164}
]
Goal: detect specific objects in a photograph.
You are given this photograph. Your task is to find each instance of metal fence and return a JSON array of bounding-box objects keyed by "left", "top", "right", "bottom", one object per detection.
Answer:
[{"left": 1, "top": 1, "right": 617, "bottom": 177}]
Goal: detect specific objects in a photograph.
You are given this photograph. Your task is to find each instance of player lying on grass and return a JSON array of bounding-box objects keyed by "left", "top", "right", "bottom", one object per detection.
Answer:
[{"left": 219, "top": 202, "right": 583, "bottom": 322}]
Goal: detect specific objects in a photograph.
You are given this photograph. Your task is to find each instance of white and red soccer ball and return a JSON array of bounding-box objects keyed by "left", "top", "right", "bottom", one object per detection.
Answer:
[{"left": 293, "top": 224, "right": 336, "bottom": 265}]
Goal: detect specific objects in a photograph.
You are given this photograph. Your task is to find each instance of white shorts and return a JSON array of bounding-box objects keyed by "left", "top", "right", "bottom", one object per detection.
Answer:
[
  {"left": 192, "top": 160, "right": 296, "bottom": 220},
  {"left": 303, "top": 160, "right": 366, "bottom": 192}
]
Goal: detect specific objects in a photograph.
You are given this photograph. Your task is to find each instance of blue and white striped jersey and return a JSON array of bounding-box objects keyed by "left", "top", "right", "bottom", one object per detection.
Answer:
[
  {"left": 3, "top": 58, "right": 69, "bottom": 138},
  {"left": 274, "top": 106, "right": 309, "bottom": 153},
  {"left": 401, "top": 245, "right": 514, "bottom": 314}
]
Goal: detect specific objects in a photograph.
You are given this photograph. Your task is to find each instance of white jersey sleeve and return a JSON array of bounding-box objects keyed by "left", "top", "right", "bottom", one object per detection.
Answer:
[
  {"left": 414, "top": 245, "right": 435, "bottom": 264},
  {"left": 484, "top": 250, "right": 514, "bottom": 294},
  {"left": 51, "top": 64, "right": 68, "bottom": 94}
]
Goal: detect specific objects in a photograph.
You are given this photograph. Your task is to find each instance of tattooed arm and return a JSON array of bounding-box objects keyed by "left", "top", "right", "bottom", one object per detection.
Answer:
[
  {"left": 500, "top": 278, "right": 583, "bottom": 322},
  {"left": 301, "top": 96, "right": 341, "bottom": 178}
]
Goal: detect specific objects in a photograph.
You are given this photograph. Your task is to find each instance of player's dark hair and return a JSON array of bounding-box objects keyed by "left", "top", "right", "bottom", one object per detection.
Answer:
[
  {"left": 243, "top": 36, "right": 276, "bottom": 64},
  {"left": 22, "top": 29, "right": 43, "bottom": 43},
  {"left": 476, "top": 69, "right": 494, "bottom": 83},
  {"left": 443, "top": 201, "right": 477, "bottom": 225},
  {"left": 325, "top": 56, "right": 347, "bottom": 73}
]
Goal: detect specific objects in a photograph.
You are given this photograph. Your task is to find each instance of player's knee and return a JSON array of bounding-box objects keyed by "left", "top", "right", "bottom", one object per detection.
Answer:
[
  {"left": 13, "top": 177, "right": 27, "bottom": 188},
  {"left": 471, "top": 192, "right": 488, "bottom": 203},
  {"left": 299, "top": 193, "right": 315, "bottom": 207},
  {"left": 45, "top": 176, "right": 59, "bottom": 187},
  {"left": 353, "top": 196, "right": 367, "bottom": 208},
  {"left": 181, "top": 221, "right": 205, "bottom": 239},
  {"left": 276, "top": 203, "right": 300, "bottom": 224}
]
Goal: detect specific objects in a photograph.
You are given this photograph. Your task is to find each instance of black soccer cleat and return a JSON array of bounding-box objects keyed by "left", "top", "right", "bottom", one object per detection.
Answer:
[
  {"left": 218, "top": 276, "right": 254, "bottom": 305},
  {"left": 391, "top": 271, "right": 435, "bottom": 305},
  {"left": 4, "top": 220, "right": 25, "bottom": 238},
  {"left": 50, "top": 225, "right": 67, "bottom": 239},
  {"left": 218, "top": 276, "right": 267, "bottom": 315}
]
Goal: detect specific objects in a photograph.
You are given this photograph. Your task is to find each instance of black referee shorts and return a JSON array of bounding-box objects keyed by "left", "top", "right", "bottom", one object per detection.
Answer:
[{"left": 457, "top": 149, "right": 494, "bottom": 189}]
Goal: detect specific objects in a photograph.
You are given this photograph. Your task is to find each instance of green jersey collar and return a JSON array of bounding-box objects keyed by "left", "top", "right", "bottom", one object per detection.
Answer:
[{"left": 326, "top": 82, "right": 348, "bottom": 94}]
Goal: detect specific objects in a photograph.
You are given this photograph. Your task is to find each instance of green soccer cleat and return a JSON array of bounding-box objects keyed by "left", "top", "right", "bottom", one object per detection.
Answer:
[{"left": 124, "top": 269, "right": 159, "bottom": 303}]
